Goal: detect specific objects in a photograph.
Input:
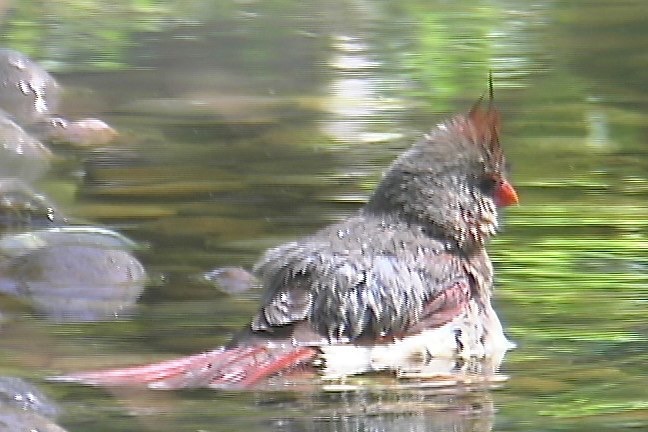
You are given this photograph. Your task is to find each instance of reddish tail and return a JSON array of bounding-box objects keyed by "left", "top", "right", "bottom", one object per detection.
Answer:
[{"left": 54, "top": 346, "right": 317, "bottom": 390}]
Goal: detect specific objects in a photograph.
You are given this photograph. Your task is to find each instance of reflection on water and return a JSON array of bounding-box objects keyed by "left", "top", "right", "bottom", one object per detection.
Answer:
[
  {"left": 268, "top": 388, "right": 497, "bottom": 432},
  {"left": 321, "top": 33, "right": 407, "bottom": 145},
  {"left": 0, "top": 0, "right": 647, "bottom": 431}
]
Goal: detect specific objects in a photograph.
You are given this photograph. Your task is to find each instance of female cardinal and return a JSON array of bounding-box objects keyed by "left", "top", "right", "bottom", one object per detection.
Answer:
[{"left": 59, "top": 83, "right": 518, "bottom": 389}]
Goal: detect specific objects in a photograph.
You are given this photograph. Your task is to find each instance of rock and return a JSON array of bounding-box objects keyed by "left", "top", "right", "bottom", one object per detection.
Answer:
[
  {"left": 0, "top": 179, "right": 60, "bottom": 231},
  {"left": 0, "top": 376, "right": 59, "bottom": 419},
  {"left": 0, "top": 228, "right": 146, "bottom": 321},
  {"left": 0, "top": 406, "right": 68, "bottom": 432},
  {"left": 37, "top": 117, "right": 118, "bottom": 147},
  {"left": 0, "top": 114, "right": 53, "bottom": 182},
  {"left": 203, "top": 266, "right": 258, "bottom": 294},
  {"left": 0, "top": 49, "right": 60, "bottom": 124},
  {"left": 0, "top": 226, "right": 139, "bottom": 259}
]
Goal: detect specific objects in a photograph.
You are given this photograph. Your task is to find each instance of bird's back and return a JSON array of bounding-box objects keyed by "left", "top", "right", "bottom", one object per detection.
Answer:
[{"left": 253, "top": 214, "right": 488, "bottom": 344}]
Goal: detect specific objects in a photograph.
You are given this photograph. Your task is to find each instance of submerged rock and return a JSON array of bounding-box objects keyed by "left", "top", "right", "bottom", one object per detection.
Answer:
[
  {"left": 0, "top": 407, "right": 67, "bottom": 432},
  {"left": 203, "top": 266, "right": 257, "bottom": 294},
  {"left": 0, "top": 179, "right": 60, "bottom": 231},
  {"left": 0, "top": 376, "right": 65, "bottom": 432},
  {"left": 0, "top": 228, "right": 146, "bottom": 321},
  {"left": 0, "top": 115, "right": 53, "bottom": 182},
  {"left": 35, "top": 117, "right": 118, "bottom": 147},
  {"left": 7, "top": 244, "right": 146, "bottom": 321},
  {"left": 0, "top": 49, "right": 118, "bottom": 151},
  {"left": 0, "top": 49, "right": 60, "bottom": 125},
  {"left": 0, "top": 226, "right": 138, "bottom": 258},
  {"left": 0, "top": 376, "right": 59, "bottom": 419}
]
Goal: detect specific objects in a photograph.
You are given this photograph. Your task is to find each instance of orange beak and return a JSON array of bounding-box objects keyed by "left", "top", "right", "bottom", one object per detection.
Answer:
[{"left": 494, "top": 179, "right": 519, "bottom": 207}]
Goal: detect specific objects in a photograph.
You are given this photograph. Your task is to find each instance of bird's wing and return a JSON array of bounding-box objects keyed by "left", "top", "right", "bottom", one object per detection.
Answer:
[{"left": 251, "top": 233, "right": 476, "bottom": 343}]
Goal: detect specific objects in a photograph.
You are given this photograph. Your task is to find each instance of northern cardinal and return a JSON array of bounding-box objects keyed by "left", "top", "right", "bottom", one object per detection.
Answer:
[{"left": 58, "top": 81, "right": 518, "bottom": 390}]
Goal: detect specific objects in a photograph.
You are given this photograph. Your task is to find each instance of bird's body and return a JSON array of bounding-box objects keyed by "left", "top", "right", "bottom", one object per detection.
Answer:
[{"left": 59, "top": 85, "right": 518, "bottom": 390}]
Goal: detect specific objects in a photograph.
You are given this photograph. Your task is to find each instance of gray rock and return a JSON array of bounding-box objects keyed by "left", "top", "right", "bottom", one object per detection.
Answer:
[
  {"left": 0, "top": 49, "right": 60, "bottom": 124},
  {"left": 8, "top": 243, "right": 146, "bottom": 321},
  {"left": 0, "top": 179, "right": 60, "bottom": 231},
  {"left": 0, "top": 406, "right": 67, "bottom": 432},
  {"left": 0, "top": 228, "right": 146, "bottom": 321},
  {"left": 203, "top": 266, "right": 257, "bottom": 294},
  {"left": 0, "top": 377, "right": 59, "bottom": 419},
  {"left": 0, "top": 115, "right": 52, "bottom": 182}
]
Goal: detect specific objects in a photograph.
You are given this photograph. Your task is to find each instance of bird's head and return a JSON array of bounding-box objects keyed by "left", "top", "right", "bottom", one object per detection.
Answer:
[{"left": 364, "top": 87, "right": 518, "bottom": 249}]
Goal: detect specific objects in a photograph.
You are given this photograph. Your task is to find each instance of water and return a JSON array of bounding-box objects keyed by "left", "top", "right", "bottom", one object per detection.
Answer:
[{"left": 0, "top": 0, "right": 647, "bottom": 431}]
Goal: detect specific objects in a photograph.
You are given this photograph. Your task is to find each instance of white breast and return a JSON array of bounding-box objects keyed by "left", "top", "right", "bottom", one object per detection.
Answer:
[{"left": 319, "top": 299, "right": 514, "bottom": 380}]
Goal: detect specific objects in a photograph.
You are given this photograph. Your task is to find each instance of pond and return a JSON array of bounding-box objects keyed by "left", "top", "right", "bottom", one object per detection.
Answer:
[{"left": 0, "top": 0, "right": 647, "bottom": 431}]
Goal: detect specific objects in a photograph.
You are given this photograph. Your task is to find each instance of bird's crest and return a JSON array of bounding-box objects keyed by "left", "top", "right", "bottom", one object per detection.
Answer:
[{"left": 462, "top": 72, "right": 504, "bottom": 169}]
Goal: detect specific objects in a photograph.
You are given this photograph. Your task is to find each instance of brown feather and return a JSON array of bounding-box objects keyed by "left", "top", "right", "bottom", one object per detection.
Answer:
[{"left": 463, "top": 77, "right": 504, "bottom": 170}]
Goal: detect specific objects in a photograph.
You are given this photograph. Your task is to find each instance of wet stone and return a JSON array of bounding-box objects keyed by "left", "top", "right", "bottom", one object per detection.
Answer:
[
  {"left": 0, "top": 179, "right": 61, "bottom": 231},
  {"left": 0, "top": 114, "right": 53, "bottom": 182},
  {"left": 1, "top": 234, "right": 146, "bottom": 321},
  {"left": 0, "top": 376, "right": 59, "bottom": 419},
  {"left": 0, "top": 406, "right": 68, "bottom": 432},
  {"left": 35, "top": 117, "right": 118, "bottom": 147},
  {"left": 203, "top": 266, "right": 258, "bottom": 294},
  {"left": 0, "top": 226, "right": 139, "bottom": 259},
  {"left": 0, "top": 49, "right": 60, "bottom": 124}
]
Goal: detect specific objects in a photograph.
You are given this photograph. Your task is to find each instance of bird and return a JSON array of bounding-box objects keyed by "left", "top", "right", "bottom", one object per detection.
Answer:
[{"left": 58, "top": 79, "right": 518, "bottom": 390}]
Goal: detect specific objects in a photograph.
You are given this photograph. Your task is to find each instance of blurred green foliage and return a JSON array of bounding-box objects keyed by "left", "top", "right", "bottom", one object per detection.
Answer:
[{"left": 3, "top": 1, "right": 151, "bottom": 69}]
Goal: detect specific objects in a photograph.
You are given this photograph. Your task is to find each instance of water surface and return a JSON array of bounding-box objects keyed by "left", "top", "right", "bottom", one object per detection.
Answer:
[{"left": 0, "top": 1, "right": 647, "bottom": 431}]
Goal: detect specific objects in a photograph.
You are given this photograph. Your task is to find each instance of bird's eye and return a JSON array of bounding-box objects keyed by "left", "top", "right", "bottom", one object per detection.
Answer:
[{"left": 479, "top": 174, "right": 499, "bottom": 193}]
